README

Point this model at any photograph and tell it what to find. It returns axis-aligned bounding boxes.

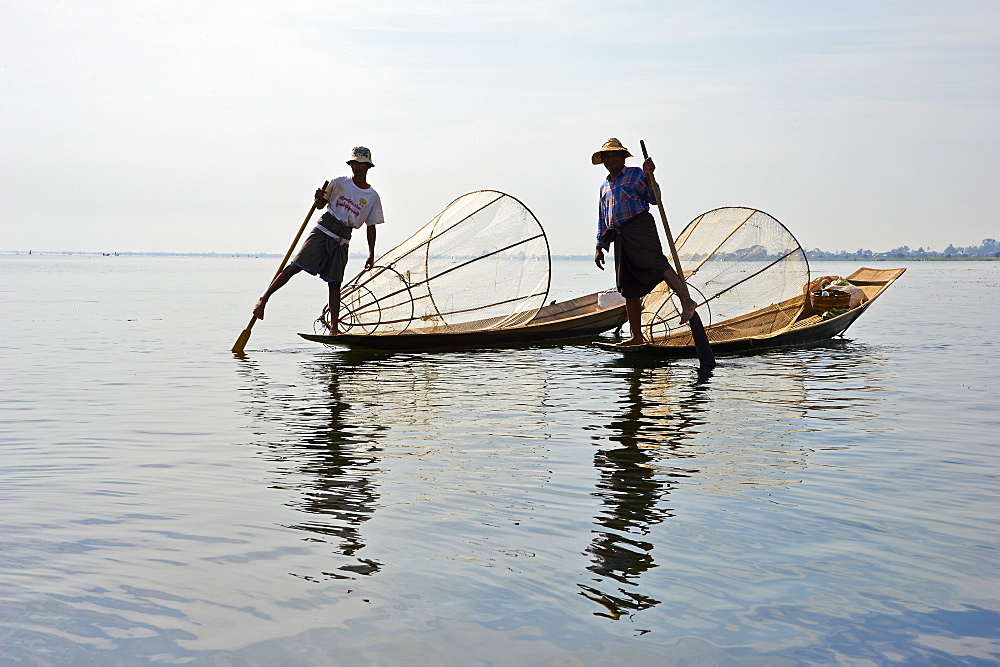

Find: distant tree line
[9,238,998,261]
[807,238,999,260]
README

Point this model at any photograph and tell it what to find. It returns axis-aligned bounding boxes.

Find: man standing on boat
[252,146,385,334]
[592,138,696,346]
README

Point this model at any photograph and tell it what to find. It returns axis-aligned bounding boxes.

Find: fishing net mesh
[641,207,810,344]
[329,191,551,335]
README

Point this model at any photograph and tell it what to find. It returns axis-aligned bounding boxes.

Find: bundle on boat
[300,190,627,350]
[600,206,906,357]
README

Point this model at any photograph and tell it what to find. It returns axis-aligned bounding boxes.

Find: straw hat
[592,138,633,165]
[347,146,374,167]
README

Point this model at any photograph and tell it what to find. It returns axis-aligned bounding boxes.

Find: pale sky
[2,0,998,256]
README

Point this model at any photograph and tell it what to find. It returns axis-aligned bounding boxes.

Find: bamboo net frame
[323,191,552,335]
[641,207,811,344]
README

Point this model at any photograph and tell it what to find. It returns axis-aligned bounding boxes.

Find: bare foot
[252,298,267,320]
[616,337,647,347]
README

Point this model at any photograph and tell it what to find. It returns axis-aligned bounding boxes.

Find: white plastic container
[597,289,626,309]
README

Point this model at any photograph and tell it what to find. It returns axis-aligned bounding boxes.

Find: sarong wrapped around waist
[609,211,671,299]
[290,213,353,285]
[317,213,354,244]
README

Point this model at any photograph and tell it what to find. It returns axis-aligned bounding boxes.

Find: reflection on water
[579,341,890,621]
[234,338,896,624]
[234,349,561,584]
[236,356,388,580]
[5,257,998,662]
[222,325,998,663]
[580,366,712,619]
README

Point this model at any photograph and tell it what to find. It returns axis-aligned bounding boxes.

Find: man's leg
[253,264,302,320]
[617,297,646,346]
[327,282,341,334]
[661,266,697,323]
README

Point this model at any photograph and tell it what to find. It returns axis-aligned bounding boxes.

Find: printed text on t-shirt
[335,195,362,217]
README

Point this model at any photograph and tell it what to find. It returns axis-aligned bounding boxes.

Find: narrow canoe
[596,267,905,358]
[299,290,627,351]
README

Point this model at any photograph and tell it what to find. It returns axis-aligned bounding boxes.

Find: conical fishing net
[641,207,810,344]
[327,191,551,335]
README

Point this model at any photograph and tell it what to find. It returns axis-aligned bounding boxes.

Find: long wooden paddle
[639,141,715,369]
[231,181,329,354]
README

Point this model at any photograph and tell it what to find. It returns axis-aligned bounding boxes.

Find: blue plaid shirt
[596,166,658,248]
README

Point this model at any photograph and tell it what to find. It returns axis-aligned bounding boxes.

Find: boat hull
[596,267,905,358]
[300,291,627,351]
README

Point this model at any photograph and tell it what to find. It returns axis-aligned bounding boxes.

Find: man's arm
[595,195,609,269]
[314,183,330,208]
[641,158,661,204]
[365,224,377,270]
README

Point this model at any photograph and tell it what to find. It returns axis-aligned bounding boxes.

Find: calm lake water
[1,255,997,664]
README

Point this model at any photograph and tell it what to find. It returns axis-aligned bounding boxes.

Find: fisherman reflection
[579,363,711,620]
[238,355,387,580]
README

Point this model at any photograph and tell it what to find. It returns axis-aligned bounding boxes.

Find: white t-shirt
[322,176,385,229]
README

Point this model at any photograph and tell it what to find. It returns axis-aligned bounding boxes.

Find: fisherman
[252,146,385,334]
[592,138,697,347]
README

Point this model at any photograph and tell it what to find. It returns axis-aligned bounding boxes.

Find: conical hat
[592,138,633,165]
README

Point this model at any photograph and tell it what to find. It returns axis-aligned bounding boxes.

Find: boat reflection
[233,337,889,602]
[579,344,889,620]
[579,364,713,619]
[235,354,388,580]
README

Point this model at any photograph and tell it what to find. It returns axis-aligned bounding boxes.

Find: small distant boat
[300,291,627,351]
[596,266,905,358]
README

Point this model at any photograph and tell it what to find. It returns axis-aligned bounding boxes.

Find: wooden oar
[639,140,715,369]
[231,181,329,354]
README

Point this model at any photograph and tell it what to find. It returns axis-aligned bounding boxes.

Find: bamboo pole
[639,141,715,369]
[231,181,329,354]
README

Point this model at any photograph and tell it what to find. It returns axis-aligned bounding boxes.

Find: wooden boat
[300,290,627,351]
[298,200,902,355]
[596,266,905,358]
[298,190,628,351]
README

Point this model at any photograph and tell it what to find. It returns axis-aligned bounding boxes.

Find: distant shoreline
[0,251,996,262]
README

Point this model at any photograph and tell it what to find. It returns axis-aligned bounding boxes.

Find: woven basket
[810,289,851,311]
